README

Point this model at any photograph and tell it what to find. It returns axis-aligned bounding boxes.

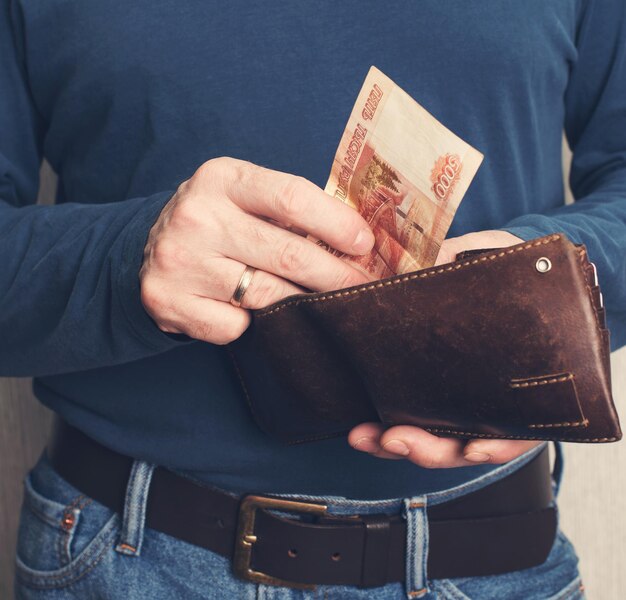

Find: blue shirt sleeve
[0,1,187,377]
[502,0,626,351]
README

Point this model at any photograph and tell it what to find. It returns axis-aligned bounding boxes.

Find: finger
[434,236,475,266]
[348,423,404,460]
[463,439,544,464]
[434,231,524,267]
[189,256,305,309]
[155,290,251,344]
[378,426,469,468]
[225,160,375,256]
[223,212,372,292]
[434,240,460,266]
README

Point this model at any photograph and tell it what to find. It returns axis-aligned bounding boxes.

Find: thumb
[434,237,465,266]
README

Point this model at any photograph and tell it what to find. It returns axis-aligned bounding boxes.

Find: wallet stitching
[257,235,562,317]
[509,373,587,429]
[423,427,618,443]
[528,419,589,429]
[509,374,573,388]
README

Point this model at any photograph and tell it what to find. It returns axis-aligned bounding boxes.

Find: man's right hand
[139,157,375,344]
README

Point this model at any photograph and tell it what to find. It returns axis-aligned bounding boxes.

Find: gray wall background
[1,153,625,598]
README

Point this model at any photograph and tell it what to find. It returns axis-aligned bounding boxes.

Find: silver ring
[230,266,256,308]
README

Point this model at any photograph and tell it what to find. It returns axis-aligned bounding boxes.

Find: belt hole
[331,552,341,562]
[287,548,298,558]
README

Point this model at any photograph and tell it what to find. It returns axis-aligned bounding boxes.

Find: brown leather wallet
[230,233,622,444]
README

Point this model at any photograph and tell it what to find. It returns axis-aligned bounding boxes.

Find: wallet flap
[230,234,622,444]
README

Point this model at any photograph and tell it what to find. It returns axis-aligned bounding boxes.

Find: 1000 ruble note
[321,66,484,279]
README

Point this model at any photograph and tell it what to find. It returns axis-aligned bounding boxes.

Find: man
[2,1,624,598]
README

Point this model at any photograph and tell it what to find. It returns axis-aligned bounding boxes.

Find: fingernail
[464,451,491,463]
[382,440,410,457]
[352,437,380,453]
[351,228,375,254]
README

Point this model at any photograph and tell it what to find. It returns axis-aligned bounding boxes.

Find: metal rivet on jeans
[61,512,75,530]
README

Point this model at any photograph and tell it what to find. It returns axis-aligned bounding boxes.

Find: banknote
[321,66,484,279]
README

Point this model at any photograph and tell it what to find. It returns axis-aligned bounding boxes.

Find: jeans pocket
[429,529,585,600]
[15,454,120,591]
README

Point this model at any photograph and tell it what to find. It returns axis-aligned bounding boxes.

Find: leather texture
[230,234,622,444]
[47,418,557,587]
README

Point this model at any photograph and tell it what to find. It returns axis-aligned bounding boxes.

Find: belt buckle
[233,494,328,589]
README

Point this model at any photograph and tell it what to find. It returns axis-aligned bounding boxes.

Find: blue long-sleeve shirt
[1,0,624,498]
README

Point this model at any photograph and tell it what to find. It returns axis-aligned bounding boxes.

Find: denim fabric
[15,444,584,600]
[403,496,428,597]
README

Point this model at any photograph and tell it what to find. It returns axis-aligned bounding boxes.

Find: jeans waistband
[274,441,549,516]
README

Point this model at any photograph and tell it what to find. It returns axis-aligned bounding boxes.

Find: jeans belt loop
[115,460,156,556]
[404,496,429,599]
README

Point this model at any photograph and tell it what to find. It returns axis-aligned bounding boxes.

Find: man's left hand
[348,230,544,467]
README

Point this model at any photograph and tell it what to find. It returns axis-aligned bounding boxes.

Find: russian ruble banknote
[322,66,484,279]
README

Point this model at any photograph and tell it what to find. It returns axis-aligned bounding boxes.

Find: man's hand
[140,158,375,344]
[348,230,544,467]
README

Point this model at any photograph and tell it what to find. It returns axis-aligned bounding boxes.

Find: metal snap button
[535,257,552,273]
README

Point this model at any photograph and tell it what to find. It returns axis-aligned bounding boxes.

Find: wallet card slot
[583,263,596,287]
[454,247,498,261]
[575,245,607,332]
[590,286,602,309]
[509,373,587,429]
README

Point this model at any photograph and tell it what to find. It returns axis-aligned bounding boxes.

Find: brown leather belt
[47,418,557,589]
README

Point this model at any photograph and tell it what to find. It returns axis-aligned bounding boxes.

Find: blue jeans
[15,443,584,599]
